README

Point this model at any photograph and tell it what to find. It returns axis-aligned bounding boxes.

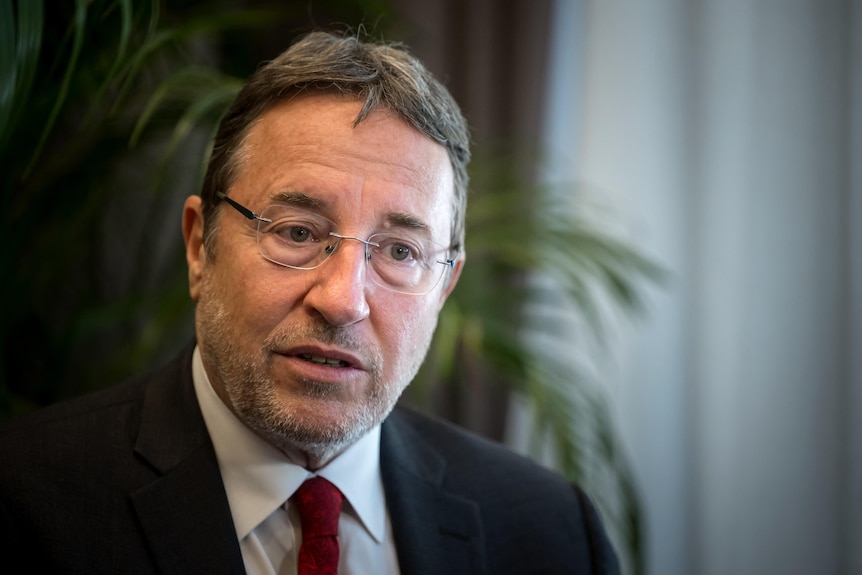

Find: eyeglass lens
[255,204,453,295]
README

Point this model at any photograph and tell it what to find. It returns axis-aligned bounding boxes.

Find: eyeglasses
[216,192,457,295]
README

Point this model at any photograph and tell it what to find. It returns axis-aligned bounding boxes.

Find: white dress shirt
[191,346,401,575]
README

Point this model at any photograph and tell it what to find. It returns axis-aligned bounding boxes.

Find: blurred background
[1,1,859,574]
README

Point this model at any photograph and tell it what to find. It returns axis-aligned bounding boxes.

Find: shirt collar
[191,345,387,543]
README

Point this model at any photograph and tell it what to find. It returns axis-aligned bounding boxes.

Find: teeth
[300,353,347,367]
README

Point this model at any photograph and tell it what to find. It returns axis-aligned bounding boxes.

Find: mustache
[263,320,361,351]
[262,319,383,377]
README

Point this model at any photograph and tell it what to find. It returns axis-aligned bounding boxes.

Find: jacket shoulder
[386,405,571,489]
[0,345,190,437]
[383,406,621,573]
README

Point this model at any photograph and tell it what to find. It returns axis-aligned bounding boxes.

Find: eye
[389,243,412,262]
[264,217,326,245]
[373,235,427,266]
[285,226,312,243]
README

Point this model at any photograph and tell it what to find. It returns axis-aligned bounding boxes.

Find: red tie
[293,477,344,575]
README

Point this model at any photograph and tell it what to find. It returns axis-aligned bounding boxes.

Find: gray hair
[200,30,471,255]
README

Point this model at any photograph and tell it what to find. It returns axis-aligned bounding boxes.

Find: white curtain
[541,0,862,573]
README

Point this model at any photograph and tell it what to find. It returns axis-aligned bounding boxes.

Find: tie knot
[292,477,344,539]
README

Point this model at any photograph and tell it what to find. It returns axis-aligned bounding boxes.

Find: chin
[235,386,388,462]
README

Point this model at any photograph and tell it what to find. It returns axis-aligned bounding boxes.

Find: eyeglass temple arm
[216,191,263,221]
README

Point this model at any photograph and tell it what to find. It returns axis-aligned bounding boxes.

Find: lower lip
[273,353,365,384]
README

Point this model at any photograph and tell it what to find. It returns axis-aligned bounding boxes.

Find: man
[0,31,620,574]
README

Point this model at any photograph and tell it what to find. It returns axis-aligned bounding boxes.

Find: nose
[302,236,371,327]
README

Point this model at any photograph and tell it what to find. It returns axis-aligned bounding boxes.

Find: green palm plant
[1,2,659,572]
[0,0,271,412]
[408,155,661,574]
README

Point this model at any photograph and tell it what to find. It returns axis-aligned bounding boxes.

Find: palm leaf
[0,0,43,155]
[24,0,87,176]
[0,0,17,146]
[82,0,136,122]
[417,177,662,573]
[130,65,242,148]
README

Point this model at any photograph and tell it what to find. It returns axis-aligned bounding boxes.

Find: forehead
[233,94,455,238]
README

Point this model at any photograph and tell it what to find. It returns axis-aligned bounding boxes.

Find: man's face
[183,93,461,467]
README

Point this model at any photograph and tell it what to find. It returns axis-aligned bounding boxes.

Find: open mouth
[298,353,349,368]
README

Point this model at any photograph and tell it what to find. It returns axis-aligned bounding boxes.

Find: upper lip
[279,345,364,369]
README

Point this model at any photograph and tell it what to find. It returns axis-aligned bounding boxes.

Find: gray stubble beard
[195,272,416,467]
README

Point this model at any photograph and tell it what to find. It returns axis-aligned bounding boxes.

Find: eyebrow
[271,190,328,210]
[386,211,429,232]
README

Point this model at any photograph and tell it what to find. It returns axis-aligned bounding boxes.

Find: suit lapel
[381,410,487,575]
[129,346,245,574]
[125,350,486,574]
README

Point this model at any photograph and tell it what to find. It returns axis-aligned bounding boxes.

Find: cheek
[376,301,439,371]
[211,262,302,331]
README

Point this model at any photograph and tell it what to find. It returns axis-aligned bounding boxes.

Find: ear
[182,195,206,302]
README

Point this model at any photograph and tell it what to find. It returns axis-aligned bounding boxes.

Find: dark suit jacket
[0,344,620,574]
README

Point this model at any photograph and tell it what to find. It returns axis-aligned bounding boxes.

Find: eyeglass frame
[214,191,459,295]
